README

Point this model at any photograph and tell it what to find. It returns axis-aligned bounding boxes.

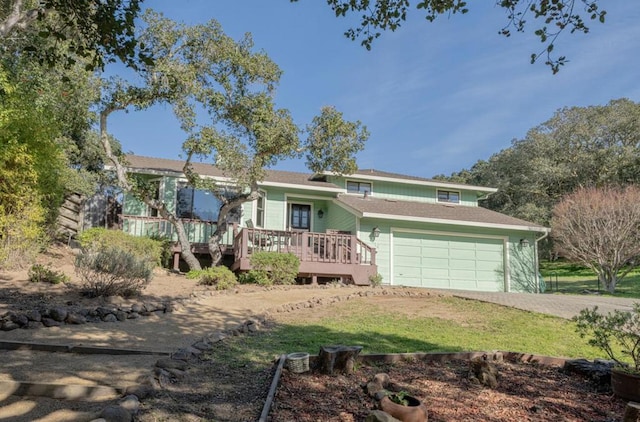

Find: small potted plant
[379,390,428,422]
[574,303,640,401]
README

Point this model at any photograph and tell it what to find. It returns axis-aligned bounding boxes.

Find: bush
[250,252,300,285]
[75,247,153,297]
[369,273,383,287]
[28,264,69,284]
[238,270,271,286]
[186,266,238,290]
[77,228,165,267]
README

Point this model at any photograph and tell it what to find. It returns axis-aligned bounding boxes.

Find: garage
[392,231,506,291]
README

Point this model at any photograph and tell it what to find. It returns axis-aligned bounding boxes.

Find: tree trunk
[316,345,363,375]
[100,106,201,272]
[208,225,226,267]
[164,212,201,271]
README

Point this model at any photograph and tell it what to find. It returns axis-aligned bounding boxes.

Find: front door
[289,204,311,231]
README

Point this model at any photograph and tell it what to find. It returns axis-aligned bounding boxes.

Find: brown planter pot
[611,367,640,402]
[380,395,428,422]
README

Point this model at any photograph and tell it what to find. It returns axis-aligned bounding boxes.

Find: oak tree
[101,11,368,269]
[303,0,607,73]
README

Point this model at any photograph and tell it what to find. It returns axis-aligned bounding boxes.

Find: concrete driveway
[446,290,639,319]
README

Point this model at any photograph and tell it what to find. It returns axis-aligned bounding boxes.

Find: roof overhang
[332,199,549,233]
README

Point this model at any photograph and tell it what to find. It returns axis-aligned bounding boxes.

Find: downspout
[534,230,550,294]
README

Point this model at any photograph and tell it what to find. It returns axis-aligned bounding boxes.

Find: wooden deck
[230,228,377,285]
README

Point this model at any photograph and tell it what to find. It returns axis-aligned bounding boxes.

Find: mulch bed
[270,358,626,421]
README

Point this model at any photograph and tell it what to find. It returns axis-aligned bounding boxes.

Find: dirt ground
[0,244,627,421]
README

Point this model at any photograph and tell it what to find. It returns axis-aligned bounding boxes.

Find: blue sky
[106,1,640,179]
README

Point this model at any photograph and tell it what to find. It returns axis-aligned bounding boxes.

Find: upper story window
[347,181,372,195]
[437,190,460,204]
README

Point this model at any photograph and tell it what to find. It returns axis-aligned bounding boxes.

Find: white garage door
[393,231,505,292]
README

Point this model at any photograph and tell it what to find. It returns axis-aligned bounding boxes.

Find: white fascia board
[259,181,343,193]
[362,212,550,233]
[320,171,497,193]
[331,199,364,217]
[104,165,238,184]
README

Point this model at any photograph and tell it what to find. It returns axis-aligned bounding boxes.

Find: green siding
[329,175,479,206]
[326,204,357,234]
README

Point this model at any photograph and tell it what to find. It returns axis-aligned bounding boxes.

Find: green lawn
[212,296,605,368]
[540,260,640,297]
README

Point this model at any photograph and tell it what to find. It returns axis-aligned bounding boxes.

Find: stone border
[0,301,181,331]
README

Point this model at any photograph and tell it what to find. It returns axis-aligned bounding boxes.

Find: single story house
[115,155,549,292]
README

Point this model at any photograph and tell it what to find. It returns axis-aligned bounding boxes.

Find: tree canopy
[440,98,640,231]
[300,0,607,72]
[0,0,148,70]
[100,11,368,269]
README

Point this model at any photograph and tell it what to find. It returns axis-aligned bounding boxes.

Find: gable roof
[120,155,342,192]
[335,194,548,233]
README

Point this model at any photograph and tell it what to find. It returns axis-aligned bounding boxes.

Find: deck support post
[173,252,180,271]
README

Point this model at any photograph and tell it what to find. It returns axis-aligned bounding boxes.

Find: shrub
[574,304,640,371]
[75,247,153,297]
[78,227,165,267]
[238,270,271,286]
[369,272,383,287]
[186,266,238,290]
[28,264,69,284]
[250,252,300,285]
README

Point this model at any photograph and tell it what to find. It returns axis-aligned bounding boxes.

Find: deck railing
[121,215,233,245]
[233,228,376,266]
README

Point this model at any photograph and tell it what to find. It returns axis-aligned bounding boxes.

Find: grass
[541,260,640,297]
[211,295,605,368]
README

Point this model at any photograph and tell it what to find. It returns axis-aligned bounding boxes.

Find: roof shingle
[336,194,547,231]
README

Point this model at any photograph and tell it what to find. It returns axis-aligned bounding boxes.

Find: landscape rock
[102,314,118,322]
[1,320,19,331]
[25,309,42,322]
[96,307,115,318]
[11,313,29,327]
[192,340,213,351]
[49,307,68,322]
[119,395,140,415]
[66,313,87,324]
[124,384,155,400]
[564,358,614,390]
[99,404,132,422]
[42,317,61,327]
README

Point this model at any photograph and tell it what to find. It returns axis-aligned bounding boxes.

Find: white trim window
[437,189,460,204]
[255,190,266,228]
[148,179,162,217]
[346,180,372,195]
